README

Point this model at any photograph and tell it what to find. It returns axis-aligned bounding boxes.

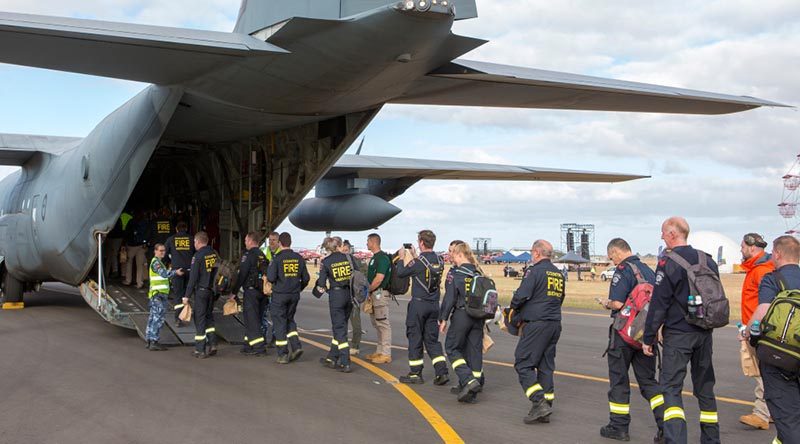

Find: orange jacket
[740,251,774,324]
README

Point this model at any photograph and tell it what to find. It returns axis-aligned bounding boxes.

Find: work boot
[289,349,304,362]
[457,379,481,403]
[148,341,167,351]
[319,357,337,369]
[450,385,462,395]
[463,392,478,404]
[739,413,769,430]
[277,355,290,364]
[266,340,276,349]
[599,425,630,441]
[364,353,379,360]
[524,399,552,424]
[350,348,360,356]
[398,373,425,384]
[240,346,254,355]
[369,354,392,364]
[433,374,450,386]
[338,364,352,373]
[192,350,208,359]
[206,343,218,356]
[653,428,665,444]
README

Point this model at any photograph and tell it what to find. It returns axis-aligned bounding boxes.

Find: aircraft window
[42,195,47,220]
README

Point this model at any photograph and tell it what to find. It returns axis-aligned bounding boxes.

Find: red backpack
[612,262,653,349]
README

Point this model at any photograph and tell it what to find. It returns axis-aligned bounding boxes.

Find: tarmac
[0,284,775,444]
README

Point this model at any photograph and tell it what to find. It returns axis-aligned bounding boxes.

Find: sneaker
[289,349,304,362]
[524,399,552,425]
[399,373,425,384]
[338,364,353,373]
[599,425,630,441]
[433,374,450,386]
[653,428,664,444]
[369,354,392,364]
[739,413,769,430]
[458,379,481,403]
[350,348,360,356]
[319,357,336,369]
[192,350,208,359]
[277,355,290,364]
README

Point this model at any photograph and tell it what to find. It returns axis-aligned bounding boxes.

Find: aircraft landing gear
[1,271,24,310]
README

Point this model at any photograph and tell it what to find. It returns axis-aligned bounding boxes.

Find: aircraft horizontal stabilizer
[0,12,287,84]
[327,154,647,183]
[392,59,789,115]
[0,133,82,166]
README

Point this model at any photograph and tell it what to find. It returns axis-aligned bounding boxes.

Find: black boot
[599,425,630,441]
[653,428,664,444]
[457,379,481,403]
[289,349,304,362]
[450,385,462,394]
[148,341,167,351]
[398,373,425,384]
[524,399,552,424]
[433,374,450,386]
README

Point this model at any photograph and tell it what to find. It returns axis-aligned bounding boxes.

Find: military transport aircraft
[0,0,785,309]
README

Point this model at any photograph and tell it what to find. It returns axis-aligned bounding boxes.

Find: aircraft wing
[327,154,646,182]
[391,59,788,115]
[0,133,82,166]
[0,12,287,84]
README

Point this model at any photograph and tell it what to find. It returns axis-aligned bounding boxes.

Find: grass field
[307,261,747,321]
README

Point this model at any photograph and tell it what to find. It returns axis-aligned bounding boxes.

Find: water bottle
[749,320,761,347]
[736,322,747,336]
[621,305,631,317]
[694,295,705,319]
[687,295,697,319]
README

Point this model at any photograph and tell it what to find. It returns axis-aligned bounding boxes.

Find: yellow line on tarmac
[300,330,754,408]
[300,336,464,444]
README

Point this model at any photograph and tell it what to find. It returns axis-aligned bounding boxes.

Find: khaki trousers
[369,290,392,357]
[123,245,147,287]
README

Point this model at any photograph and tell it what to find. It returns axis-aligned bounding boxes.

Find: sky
[0,0,799,255]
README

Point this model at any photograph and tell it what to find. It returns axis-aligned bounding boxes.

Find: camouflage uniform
[146,257,177,342]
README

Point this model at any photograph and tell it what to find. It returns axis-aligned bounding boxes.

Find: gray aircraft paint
[0,1,786,297]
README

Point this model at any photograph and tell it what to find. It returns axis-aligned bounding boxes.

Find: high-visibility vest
[262,246,280,262]
[148,257,170,298]
[120,212,133,231]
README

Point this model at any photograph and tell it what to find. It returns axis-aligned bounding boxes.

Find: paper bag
[263,276,273,296]
[740,340,760,377]
[483,332,495,354]
[362,296,374,314]
[179,304,192,322]
[223,299,238,316]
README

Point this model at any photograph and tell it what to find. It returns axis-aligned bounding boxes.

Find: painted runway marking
[300,336,464,444]
[299,330,754,408]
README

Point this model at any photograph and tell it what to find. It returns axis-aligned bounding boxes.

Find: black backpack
[389,252,410,295]
[457,267,499,320]
[414,254,443,294]
[666,250,730,329]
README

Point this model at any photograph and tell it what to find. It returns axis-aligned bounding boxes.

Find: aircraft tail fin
[234,0,477,35]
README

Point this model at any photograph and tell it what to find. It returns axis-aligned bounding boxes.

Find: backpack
[666,250,730,329]
[347,254,370,304]
[612,262,653,349]
[389,252,410,295]
[214,257,237,294]
[457,267,499,320]
[414,254,444,294]
[756,271,800,373]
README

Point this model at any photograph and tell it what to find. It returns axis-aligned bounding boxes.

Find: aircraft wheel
[1,271,24,306]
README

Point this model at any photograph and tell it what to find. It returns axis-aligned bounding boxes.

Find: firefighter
[165,221,194,324]
[643,217,720,444]
[599,238,664,442]
[261,231,281,347]
[182,231,219,359]
[267,232,310,364]
[396,229,449,386]
[439,241,484,403]
[316,236,354,372]
[511,240,565,424]
[230,232,269,356]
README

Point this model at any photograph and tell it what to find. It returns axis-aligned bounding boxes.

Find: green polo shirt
[367,251,392,290]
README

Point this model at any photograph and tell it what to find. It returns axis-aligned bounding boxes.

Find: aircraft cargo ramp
[79,280,246,346]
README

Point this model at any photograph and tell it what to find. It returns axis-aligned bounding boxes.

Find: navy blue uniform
[396,252,448,378]
[644,246,720,444]
[232,247,269,353]
[605,256,664,435]
[757,264,800,444]
[267,249,310,358]
[165,230,194,318]
[318,252,354,368]
[440,263,485,392]
[510,259,564,406]
[184,245,218,355]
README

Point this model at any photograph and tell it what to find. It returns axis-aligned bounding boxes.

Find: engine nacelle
[289,194,401,232]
